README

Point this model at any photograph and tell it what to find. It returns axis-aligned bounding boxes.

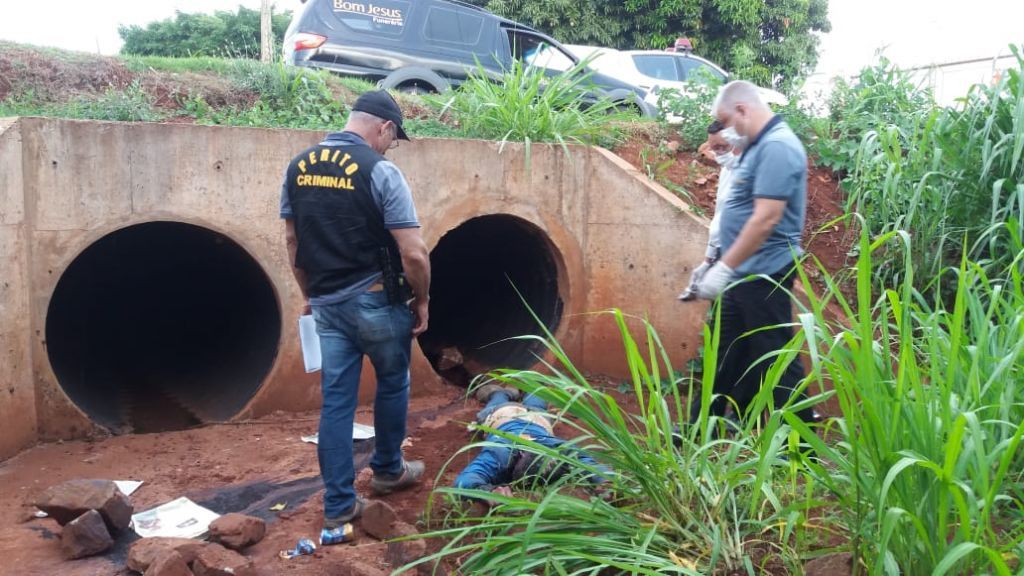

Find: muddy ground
[0,388,480,576]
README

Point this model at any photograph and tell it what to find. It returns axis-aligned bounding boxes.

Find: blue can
[319,523,354,546]
[295,538,317,555]
[279,537,317,559]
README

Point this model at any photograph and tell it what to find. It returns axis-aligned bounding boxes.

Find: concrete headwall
[0,118,37,459]
[0,117,709,459]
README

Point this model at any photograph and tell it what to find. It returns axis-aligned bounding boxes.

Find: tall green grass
[409,308,825,575]
[123,54,237,75]
[434,58,634,159]
[836,45,1024,294]
[787,222,1024,574]
[401,221,1024,575]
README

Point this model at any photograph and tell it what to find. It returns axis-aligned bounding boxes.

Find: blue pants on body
[312,290,414,520]
[455,391,606,491]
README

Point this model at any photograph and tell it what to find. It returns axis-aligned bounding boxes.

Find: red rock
[144,550,195,576]
[208,513,266,550]
[384,522,426,569]
[362,500,398,540]
[191,543,256,576]
[34,479,133,531]
[61,510,114,559]
[127,538,207,573]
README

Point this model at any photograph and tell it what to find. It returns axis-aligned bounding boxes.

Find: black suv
[283,0,655,116]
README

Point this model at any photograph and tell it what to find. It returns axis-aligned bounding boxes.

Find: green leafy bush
[118,7,291,59]
[190,63,347,130]
[652,72,722,150]
[829,46,1024,293]
[814,57,934,175]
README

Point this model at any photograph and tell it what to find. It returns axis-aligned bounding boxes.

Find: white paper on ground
[301,423,375,445]
[35,480,144,518]
[298,314,321,373]
[114,480,144,496]
[131,497,220,539]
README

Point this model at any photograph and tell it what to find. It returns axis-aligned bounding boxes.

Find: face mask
[721,126,749,149]
[714,152,738,169]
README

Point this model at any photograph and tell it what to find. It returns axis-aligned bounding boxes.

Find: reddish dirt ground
[0,388,482,576]
[612,133,855,290]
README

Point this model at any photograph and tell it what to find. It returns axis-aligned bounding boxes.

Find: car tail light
[293,33,327,51]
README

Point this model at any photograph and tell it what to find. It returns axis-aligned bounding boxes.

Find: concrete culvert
[45,222,281,433]
[419,215,563,386]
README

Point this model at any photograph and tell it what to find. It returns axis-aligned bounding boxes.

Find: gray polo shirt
[718,116,806,276]
[280,131,419,305]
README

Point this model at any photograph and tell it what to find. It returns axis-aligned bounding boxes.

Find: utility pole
[260,0,273,63]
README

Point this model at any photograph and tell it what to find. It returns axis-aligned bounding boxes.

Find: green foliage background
[118,6,292,59]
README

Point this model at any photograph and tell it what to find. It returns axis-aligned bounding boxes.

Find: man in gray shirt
[689,80,816,424]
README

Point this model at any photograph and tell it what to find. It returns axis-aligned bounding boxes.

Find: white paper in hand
[299,314,321,373]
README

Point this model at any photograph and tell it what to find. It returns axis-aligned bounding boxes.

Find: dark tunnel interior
[45,222,281,433]
[418,215,563,385]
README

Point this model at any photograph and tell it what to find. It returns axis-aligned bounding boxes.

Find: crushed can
[319,523,355,546]
[279,537,317,559]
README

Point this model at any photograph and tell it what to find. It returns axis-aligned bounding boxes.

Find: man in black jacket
[281,91,431,544]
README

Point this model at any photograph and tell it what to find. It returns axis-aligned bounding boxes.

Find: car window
[678,57,726,83]
[509,31,575,71]
[330,0,408,36]
[631,55,681,82]
[424,6,484,45]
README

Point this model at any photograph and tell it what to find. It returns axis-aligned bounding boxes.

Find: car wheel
[396,82,433,95]
[615,102,643,117]
[379,67,451,95]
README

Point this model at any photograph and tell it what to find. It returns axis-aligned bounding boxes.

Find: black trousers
[696,266,813,421]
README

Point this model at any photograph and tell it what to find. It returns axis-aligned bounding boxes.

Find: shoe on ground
[473,383,504,404]
[501,386,523,402]
[324,496,366,528]
[371,460,425,495]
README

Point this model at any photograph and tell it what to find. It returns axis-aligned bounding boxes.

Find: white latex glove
[678,260,712,301]
[694,262,735,300]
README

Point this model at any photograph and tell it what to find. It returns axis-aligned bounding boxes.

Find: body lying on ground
[453,385,609,503]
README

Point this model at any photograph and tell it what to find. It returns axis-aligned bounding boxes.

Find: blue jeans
[475,390,547,423]
[455,392,607,491]
[312,290,414,520]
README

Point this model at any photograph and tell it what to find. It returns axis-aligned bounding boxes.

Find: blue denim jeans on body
[312,290,414,520]
[455,391,607,491]
[475,390,547,423]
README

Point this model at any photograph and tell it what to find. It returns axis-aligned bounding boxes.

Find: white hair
[348,110,387,125]
[712,80,768,116]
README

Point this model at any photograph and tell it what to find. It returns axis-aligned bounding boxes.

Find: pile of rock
[33,479,133,560]
[127,514,267,576]
[32,479,268,575]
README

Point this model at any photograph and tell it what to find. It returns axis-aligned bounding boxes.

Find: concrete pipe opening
[45,222,281,433]
[419,215,563,385]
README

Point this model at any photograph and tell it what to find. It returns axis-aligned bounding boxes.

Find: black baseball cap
[352,90,409,140]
